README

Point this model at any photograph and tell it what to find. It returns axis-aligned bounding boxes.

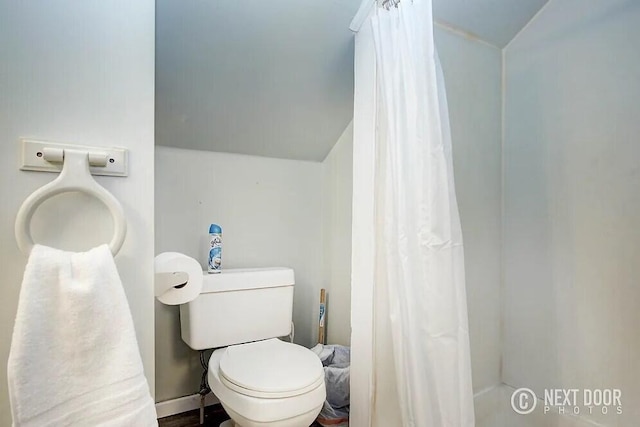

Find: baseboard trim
[155,393,220,419]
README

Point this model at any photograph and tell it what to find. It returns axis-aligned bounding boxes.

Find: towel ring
[15,149,127,256]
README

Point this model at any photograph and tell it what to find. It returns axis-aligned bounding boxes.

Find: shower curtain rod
[350,0,446,35]
[349,0,405,32]
[350,0,377,32]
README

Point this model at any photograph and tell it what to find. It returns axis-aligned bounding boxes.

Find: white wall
[0,2,156,424]
[322,122,353,346]
[503,0,640,425]
[154,146,323,401]
[435,27,503,394]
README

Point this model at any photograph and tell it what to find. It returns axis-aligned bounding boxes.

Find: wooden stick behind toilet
[318,288,326,344]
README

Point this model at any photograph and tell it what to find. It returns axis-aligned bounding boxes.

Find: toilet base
[221,403,321,427]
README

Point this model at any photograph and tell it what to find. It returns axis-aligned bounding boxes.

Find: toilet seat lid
[219,339,324,396]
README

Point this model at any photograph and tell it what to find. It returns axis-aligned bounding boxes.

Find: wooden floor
[158,404,230,427]
[158,404,324,427]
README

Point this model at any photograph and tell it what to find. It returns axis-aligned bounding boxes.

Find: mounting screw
[36,151,43,157]
[109,158,115,163]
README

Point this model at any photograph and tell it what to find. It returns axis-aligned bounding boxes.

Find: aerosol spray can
[208,224,222,274]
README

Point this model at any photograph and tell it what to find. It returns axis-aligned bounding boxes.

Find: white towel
[8,244,157,427]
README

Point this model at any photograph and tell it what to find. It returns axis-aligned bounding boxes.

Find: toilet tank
[180,267,295,350]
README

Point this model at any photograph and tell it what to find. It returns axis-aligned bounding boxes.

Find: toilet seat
[219,338,325,398]
[208,341,326,426]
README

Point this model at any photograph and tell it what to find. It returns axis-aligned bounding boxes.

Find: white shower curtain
[352,0,475,425]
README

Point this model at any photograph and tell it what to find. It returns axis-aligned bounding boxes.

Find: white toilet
[180,268,326,427]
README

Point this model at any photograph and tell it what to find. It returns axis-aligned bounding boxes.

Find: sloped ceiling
[156,0,548,161]
[156,0,360,162]
[433,0,549,47]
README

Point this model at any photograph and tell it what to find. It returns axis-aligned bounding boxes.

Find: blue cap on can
[209,224,222,234]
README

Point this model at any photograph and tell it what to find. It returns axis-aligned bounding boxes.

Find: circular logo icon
[511,388,537,415]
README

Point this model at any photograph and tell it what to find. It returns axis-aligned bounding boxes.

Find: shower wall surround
[503,0,640,425]
[322,122,354,347]
[435,26,503,395]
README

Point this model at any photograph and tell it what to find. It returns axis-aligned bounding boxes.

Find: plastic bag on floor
[311,344,350,427]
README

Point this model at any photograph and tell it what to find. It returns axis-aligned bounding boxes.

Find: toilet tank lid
[201,267,294,293]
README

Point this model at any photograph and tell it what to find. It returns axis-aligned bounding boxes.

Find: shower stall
[349,1,640,426]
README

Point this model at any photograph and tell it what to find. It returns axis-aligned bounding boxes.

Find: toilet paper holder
[155,271,190,297]
[154,252,203,305]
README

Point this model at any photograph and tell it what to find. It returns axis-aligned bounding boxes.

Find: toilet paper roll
[154,252,203,305]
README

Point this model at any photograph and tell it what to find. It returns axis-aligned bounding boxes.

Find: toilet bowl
[208,338,326,427]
